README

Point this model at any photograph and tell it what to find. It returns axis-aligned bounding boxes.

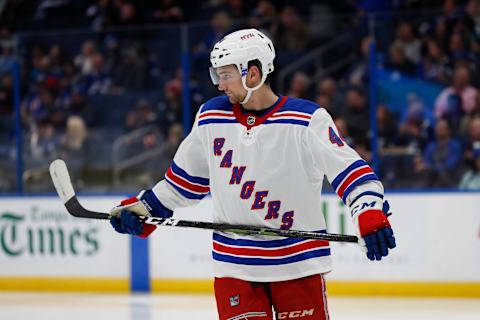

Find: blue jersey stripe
[171,161,209,186]
[263,119,310,126]
[165,179,207,200]
[276,97,319,115]
[200,96,232,113]
[199,119,238,126]
[213,231,326,248]
[341,173,380,203]
[349,191,384,208]
[331,160,368,190]
[212,248,331,265]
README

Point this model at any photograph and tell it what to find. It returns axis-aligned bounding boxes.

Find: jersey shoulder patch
[200,96,233,114]
[198,96,235,127]
[278,97,321,115]
[264,97,320,127]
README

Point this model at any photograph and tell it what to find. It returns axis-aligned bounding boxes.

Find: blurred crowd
[1,0,480,191]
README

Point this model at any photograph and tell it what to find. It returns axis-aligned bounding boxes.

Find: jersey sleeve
[306,108,384,213]
[150,108,210,211]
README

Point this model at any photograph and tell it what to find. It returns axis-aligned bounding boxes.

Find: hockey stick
[49,159,358,243]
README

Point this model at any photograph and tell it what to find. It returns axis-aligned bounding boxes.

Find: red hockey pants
[214,274,329,320]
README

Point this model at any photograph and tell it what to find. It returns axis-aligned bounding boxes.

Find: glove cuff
[138,189,174,218]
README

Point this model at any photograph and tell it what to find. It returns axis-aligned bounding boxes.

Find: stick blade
[49,159,75,204]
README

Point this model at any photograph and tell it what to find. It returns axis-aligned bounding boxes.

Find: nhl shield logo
[247,115,256,126]
[229,294,240,307]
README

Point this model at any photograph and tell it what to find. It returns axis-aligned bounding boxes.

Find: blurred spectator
[434,65,478,119]
[315,94,332,113]
[409,154,435,189]
[465,0,480,39]
[377,104,397,149]
[86,0,116,31]
[395,113,429,154]
[0,73,13,115]
[423,119,463,187]
[164,122,184,160]
[112,45,147,91]
[466,0,480,25]
[421,39,450,84]
[275,6,311,52]
[68,90,97,127]
[103,35,122,76]
[448,32,474,64]
[0,73,14,136]
[393,21,422,64]
[354,141,372,164]
[347,36,373,86]
[132,122,184,188]
[126,99,158,132]
[29,53,60,90]
[459,92,480,136]
[226,0,249,20]
[248,0,279,36]
[59,115,88,160]
[431,18,450,54]
[29,119,58,165]
[287,72,310,99]
[149,0,184,23]
[464,116,480,163]
[395,93,432,153]
[158,75,183,134]
[386,42,416,75]
[78,52,111,95]
[48,44,64,74]
[74,40,97,75]
[342,87,370,145]
[193,11,232,63]
[459,148,480,189]
[34,0,80,21]
[21,86,66,129]
[117,2,142,26]
[0,44,16,76]
[333,116,353,147]
[316,77,343,116]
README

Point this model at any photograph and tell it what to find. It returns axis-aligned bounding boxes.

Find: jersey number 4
[329,126,344,147]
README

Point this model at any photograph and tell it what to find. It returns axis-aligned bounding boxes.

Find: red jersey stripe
[199,112,234,119]
[166,168,210,193]
[213,240,329,257]
[270,113,312,119]
[337,166,373,198]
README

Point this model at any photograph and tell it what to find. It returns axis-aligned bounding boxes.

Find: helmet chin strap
[240,73,267,105]
[240,88,254,105]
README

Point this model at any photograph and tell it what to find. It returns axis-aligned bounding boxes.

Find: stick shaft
[53,159,358,243]
[64,197,357,242]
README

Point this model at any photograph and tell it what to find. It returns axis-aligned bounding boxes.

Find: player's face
[214,65,246,103]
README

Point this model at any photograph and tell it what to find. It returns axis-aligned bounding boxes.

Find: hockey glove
[353,199,396,261]
[110,189,173,238]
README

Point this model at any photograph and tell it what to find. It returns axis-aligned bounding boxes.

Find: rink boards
[0,193,479,297]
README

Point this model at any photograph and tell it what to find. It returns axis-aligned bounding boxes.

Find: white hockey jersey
[151,95,384,282]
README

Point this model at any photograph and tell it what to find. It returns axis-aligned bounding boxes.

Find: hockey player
[110,28,396,319]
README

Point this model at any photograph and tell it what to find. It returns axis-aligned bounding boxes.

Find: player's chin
[226,95,238,104]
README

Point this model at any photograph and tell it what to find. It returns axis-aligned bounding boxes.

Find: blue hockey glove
[109,189,173,238]
[110,211,146,236]
[362,224,396,261]
[354,200,396,261]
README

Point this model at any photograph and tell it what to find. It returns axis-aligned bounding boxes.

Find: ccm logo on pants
[277,309,315,319]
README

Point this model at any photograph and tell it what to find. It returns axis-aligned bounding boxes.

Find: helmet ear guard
[209,29,275,104]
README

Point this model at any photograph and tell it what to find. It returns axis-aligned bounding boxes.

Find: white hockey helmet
[209,28,275,104]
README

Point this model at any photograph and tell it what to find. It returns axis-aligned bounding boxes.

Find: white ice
[0,293,479,320]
